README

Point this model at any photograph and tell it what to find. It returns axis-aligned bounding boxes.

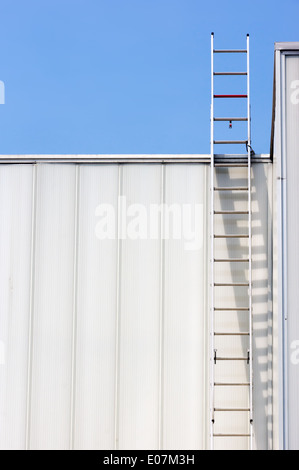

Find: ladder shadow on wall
[214,162,273,449]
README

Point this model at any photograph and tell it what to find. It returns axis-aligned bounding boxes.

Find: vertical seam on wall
[25,163,37,450]
[281,53,289,450]
[70,164,80,449]
[275,51,286,450]
[158,163,165,450]
[114,164,123,450]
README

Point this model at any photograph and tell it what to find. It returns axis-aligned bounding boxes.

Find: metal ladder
[210,33,253,450]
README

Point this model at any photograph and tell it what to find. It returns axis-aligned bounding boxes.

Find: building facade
[0,42,298,450]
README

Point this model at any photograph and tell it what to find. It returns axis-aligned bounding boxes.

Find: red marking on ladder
[214,94,248,98]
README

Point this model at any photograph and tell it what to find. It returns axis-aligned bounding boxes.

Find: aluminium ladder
[210,33,253,450]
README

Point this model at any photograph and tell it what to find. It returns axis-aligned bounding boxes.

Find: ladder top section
[211,32,249,37]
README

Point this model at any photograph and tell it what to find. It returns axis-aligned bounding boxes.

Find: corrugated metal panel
[29,165,77,449]
[0,161,272,450]
[252,164,273,450]
[162,165,207,450]
[273,49,299,450]
[118,164,162,449]
[74,165,119,449]
[0,165,34,450]
[285,54,299,450]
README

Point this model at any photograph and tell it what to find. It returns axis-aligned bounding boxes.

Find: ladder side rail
[210,32,215,451]
[247,33,254,450]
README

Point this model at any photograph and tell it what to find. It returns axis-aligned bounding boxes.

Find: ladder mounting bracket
[214,349,217,365]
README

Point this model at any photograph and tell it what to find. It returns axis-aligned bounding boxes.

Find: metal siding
[118,165,162,449]
[73,165,119,449]
[0,161,273,450]
[0,166,33,450]
[251,164,272,450]
[273,49,299,449]
[285,55,299,450]
[28,164,77,449]
[162,164,207,449]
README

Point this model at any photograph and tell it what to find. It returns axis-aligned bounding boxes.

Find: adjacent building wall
[272,43,299,450]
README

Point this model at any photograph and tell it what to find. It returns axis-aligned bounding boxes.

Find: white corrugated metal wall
[272,42,299,450]
[273,48,299,450]
[0,160,272,450]
[285,53,299,450]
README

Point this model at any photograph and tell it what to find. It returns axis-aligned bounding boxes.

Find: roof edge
[0,154,270,163]
[275,42,299,51]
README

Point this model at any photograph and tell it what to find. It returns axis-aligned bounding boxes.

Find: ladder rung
[214,95,247,99]
[214,307,250,311]
[214,72,247,76]
[214,283,249,287]
[214,210,249,214]
[214,186,248,191]
[214,140,248,145]
[214,259,249,262]
[213,49,247,54]
[214,332,249,336]
[213,434,250,437]
[214,234,249,238]
[215,357,249,361]
[214,408,250,412]
[214,117,248,122]
[214,383,250,386]
[214,163,248,167]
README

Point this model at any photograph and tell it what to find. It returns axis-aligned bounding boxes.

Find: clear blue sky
[0,0,298,155]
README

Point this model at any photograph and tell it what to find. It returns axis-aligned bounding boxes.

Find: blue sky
[0,0,298,155]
